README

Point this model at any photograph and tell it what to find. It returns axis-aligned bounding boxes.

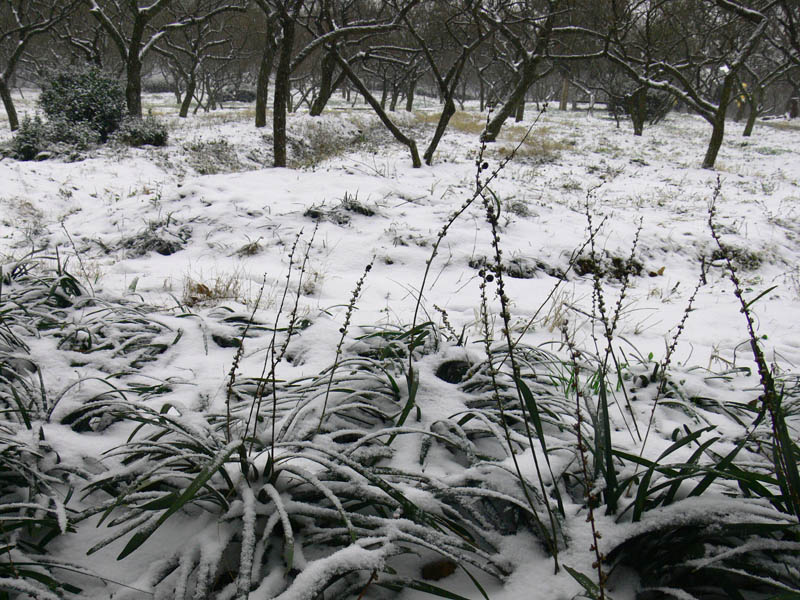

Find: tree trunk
[702,76,734,169]
[628,87,646,136]
[380,77,388,109]
[515,96,525,122]
[126,55,143,117]
[309,51,336,116]
[272,18,295,168]
[0,76,19,131]
[559,77,569,111]
[788,97,799,119]
[479,78,485,112]
[405,78,416,111]
[742,106,757,136]
[179,74,196,118]
[482,58,543,142]
[423,97,455,165]
[255,43,275,128]
[742,87,762,137]
[333,52,420,168]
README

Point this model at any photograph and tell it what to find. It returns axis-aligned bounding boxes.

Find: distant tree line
[1,0,798,168]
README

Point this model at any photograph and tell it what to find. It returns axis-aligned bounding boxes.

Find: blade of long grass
[117,439,242,560]
[515,376,564,514]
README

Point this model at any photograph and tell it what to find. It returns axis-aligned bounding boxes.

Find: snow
[1,90,799,599]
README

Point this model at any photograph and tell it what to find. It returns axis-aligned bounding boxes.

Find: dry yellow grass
[761,120,800,132]
[415,110,486,135]
[182,273,243,307]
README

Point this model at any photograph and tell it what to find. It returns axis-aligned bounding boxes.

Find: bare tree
[155,3,240,118]
[603,0,770,168]
[84,0,245,117]
[405,0,490,164]
[1,0,79,130]
[477,0,560,142]
[254,0,421,167]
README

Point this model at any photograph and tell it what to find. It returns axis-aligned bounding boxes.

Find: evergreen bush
[9,115,46,160]
[38,67,126,140]
[116,116,169,147]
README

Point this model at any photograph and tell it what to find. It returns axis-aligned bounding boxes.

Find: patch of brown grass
[415,110,486,135]
[761,120,800,132]
[182,273,243,307]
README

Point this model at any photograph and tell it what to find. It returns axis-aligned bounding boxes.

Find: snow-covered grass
[1,90,799,600]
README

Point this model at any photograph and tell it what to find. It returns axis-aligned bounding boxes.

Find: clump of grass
[182,272,243,308]
[340,191,376,216]
[183,138,243,174]
[234,237,262,257]
[710,243,763,271]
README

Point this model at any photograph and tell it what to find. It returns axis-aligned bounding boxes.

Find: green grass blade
[117,439,242,560]
[564,565,603,600]
[515,376,564,514]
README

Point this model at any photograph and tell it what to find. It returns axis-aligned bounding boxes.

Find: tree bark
[482,57,546,142]
[742,88,762,137]
[380,77,388,109]
[628,87,646,136]
[272,17,295,167]
[0,76,19,131]
[126,54,143,117]
[559,77,569,111]
[405,78,416,111]
[309,50,337,116]
[789,97,799,119]
[423,97,455,165]
[255,43,275,128]
[179,73,196,118]
[702,76,734,169]
[515,96,525,122]
[389,84,400,111]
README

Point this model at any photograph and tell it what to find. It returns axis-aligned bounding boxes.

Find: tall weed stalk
[708,180,800,521]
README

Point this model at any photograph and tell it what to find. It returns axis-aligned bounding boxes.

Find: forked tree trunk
[179,74,196,118]
[482,55,546,142]
[0,76,19,131]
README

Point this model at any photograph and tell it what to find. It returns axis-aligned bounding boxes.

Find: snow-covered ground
[1,91,799,599]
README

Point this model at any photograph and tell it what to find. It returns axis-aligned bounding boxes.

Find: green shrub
[116,116,169,147]
[8,115,101,161]
[9,115,46,160]
[38,68,126,140]
[45,115,102,149]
